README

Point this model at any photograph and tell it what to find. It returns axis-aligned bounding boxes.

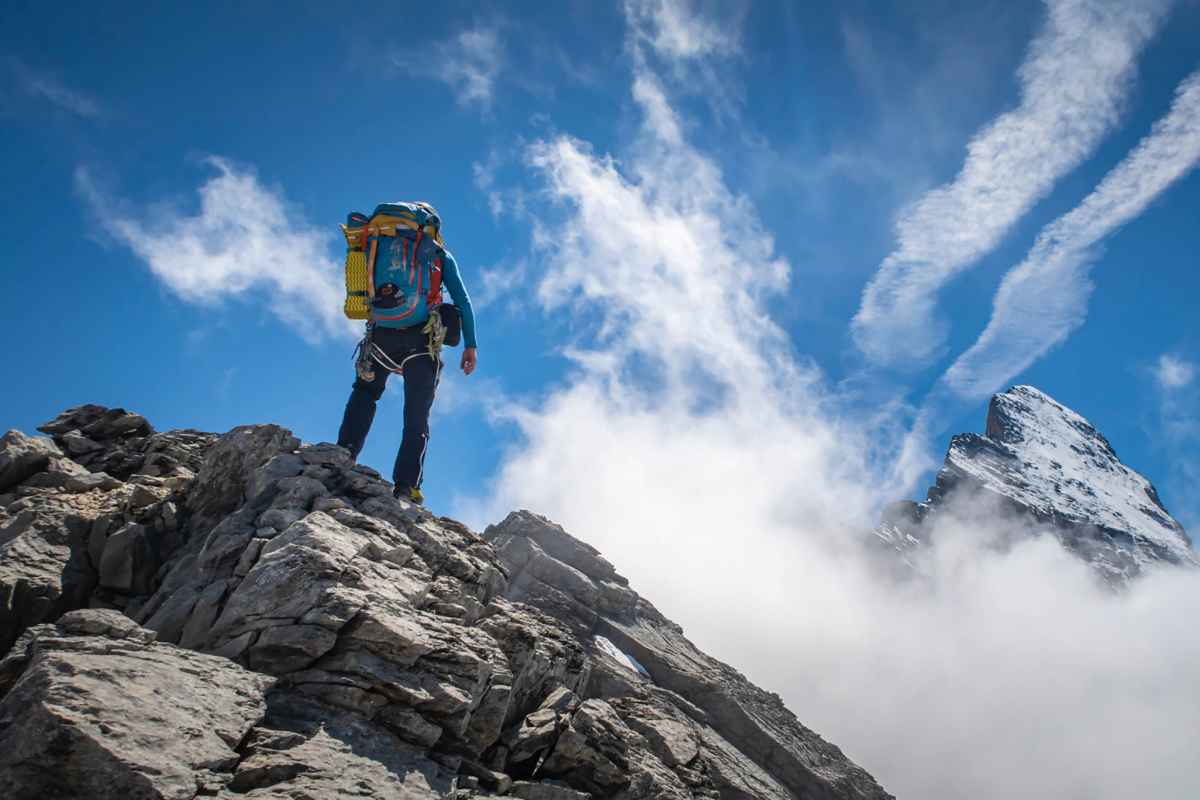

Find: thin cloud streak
[76,158,357,343]
[943,70,1200,400]
[10,58,102,117]
[851,0,1171,366]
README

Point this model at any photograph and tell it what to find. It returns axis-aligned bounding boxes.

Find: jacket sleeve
[440,250,478,349]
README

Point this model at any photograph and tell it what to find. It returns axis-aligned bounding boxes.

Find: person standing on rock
[335,202,477,505]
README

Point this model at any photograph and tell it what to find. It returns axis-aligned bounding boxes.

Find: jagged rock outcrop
[0,407,203,654]
[487,513,886,800]
[0,404,893,799]
[875,385,1196,582]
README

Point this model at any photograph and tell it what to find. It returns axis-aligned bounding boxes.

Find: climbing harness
[352,311,446,382]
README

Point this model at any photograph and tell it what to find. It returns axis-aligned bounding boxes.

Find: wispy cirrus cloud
[624,0,748,119]
[1155,353,1196,391]
[76,157,357,342]
[1150,350,1200,529]
[942,70,1200,400]
[424,24,505,110]
[624,0,741,60]
[525,77,792,392]
[9,57,101,117]
[851,0,1172,366]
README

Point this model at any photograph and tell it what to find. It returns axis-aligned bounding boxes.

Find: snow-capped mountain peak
[878,385,1196,581]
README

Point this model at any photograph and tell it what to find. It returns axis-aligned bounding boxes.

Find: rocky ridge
[875,385,1196,582]
[0,404,892,800]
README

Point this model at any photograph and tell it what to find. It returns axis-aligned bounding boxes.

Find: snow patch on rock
[594,634,651,677]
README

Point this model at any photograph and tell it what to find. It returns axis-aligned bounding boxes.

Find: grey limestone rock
[492,510,625,586]
[60,429,104,456]
[539,698,638,792]
[0,405,895,800]
[509,782,593,800]
[187,424,301,533]
[220,693,456,799]
[0,429,65,492]
[36,405,176,481]
[65,470,124,493]
[0,474,124,653]
[39,404,153,441]
[485,511,892,800]
[0,609,272,800]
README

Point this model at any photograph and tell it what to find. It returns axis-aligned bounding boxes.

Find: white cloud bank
[76,158,357,342]
[464,3,1200,798]
[943,69,1200,400]
[851,0,1171,366]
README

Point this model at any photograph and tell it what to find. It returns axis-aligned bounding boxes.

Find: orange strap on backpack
[363,219,443,317]
[365,234,379,304]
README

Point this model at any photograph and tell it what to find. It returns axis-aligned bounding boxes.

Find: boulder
[0,430,64,492]
[0,484,120,653]
[60,429,103,456]
[220,694,456,799]
[539,699,636,792]
[509,780,593,799]
[490,510,624,586]
[39,405,152,440]
[0,610,272,800]
[186,424,300,533]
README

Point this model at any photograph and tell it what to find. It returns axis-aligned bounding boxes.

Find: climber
[335,202,477,505]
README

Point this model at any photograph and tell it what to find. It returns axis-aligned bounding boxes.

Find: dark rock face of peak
[876,386,1196,582]
[0,405,893,800]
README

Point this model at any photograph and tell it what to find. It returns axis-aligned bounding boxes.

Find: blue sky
[6,0,1197,523]
[5,3,1200,797]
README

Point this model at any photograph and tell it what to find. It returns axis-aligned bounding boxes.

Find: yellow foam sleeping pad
[344,248,371,320]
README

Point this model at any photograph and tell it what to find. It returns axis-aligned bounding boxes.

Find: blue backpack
[341,202,446,323]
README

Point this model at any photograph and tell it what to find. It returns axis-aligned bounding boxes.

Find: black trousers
[337,326,441,489]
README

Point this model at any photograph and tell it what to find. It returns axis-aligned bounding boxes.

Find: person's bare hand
[461,347,477,376]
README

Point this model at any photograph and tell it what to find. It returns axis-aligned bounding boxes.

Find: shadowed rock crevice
[1,404,893,799]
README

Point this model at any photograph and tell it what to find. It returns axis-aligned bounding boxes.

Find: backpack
[341,202,447,322]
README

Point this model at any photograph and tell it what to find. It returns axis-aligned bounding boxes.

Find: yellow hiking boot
[393,485,424,505]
